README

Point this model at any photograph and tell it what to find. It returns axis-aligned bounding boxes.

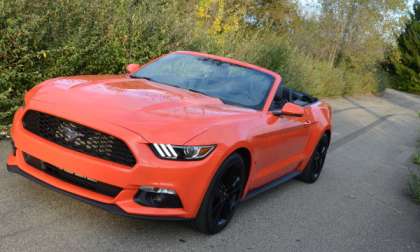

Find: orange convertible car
[6,51,332,234]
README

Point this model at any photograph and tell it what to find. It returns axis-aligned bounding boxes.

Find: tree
[244,0,300,32]
[295,0,405,68]
[391,1,420,93]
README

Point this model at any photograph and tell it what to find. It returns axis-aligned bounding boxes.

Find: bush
[204,33,349,97]
[389,2,420,93]
[410,131,420,202]
[414,152,420,165]
[409,171,420,202]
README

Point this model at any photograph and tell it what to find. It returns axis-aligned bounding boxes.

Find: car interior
[270,85,318,110]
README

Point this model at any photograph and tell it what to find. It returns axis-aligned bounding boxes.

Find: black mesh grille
[22,110,136,167]
[23,152,122,197]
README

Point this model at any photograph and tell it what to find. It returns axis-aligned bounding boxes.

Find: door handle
[303,120,312,127]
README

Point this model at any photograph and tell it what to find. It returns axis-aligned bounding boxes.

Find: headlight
[150,143,216,160]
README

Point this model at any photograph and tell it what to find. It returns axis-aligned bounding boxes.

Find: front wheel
[193,153,246,234]
[298,133,330,183]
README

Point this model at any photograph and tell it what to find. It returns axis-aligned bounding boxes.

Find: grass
[409,172,420,203]
[409,152,420,202]
[414,152,420,165]
[409,113,420,202]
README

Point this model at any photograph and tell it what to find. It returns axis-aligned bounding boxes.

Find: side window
[270,85,291,110]
[270,85,318,110]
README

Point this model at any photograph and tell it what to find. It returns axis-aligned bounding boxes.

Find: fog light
[134,186,182,208]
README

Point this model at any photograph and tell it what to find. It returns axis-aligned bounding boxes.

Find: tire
[193,153,246,234]
[298,133,330,183]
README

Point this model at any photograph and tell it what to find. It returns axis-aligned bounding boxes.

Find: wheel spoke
[312,141,329,176]
[226,176,241,197]
[209,162,245,227]
[212,198,225,219]
[320,146,327,155]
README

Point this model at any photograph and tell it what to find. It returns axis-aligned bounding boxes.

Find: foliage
[409,111,420,202]
[414,153,420,165]
[0,0,408,129]
[389,2,420,93]
[298,0,405,68]
[409,172,420,202]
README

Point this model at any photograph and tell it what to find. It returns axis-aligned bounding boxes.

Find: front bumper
[6,164,187,221]
[7,106,225,219]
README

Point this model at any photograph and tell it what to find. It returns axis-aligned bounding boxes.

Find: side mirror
[126,64,141,74]
[272,102,304,117]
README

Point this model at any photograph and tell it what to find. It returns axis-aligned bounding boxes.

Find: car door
[250,88,312,189]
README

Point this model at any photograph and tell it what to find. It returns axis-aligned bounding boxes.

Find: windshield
[131,53,274,110]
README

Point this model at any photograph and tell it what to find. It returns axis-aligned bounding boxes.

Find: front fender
[185,122,257,199]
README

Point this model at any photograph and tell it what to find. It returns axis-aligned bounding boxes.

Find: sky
[297,0,417,16]
[297,0,320,15]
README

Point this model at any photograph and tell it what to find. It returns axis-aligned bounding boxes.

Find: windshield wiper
[170,85,224,103]
[187,88,225,104]
[167,85,203,94]
[130,75,154,81]
[186,88,208,96]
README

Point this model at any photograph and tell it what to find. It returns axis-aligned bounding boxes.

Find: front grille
[23,152,122,197]
[22,110,136,167]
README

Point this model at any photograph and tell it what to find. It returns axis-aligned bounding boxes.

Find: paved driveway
[1,89,420,251]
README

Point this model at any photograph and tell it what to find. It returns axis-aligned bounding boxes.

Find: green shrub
[390,2,420,94]
[414,152,420,165]
[410,144,420,202]
[222,33,347,97]
[409,172,420,202]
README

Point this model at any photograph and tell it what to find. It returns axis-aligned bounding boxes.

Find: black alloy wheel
[194,153,246,234]
[298,133,330,183]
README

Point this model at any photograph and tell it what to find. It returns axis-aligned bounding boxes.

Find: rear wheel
[193,153,246,234]
[298,133,330,183]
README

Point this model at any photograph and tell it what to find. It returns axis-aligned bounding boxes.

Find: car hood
[28,75,257,144]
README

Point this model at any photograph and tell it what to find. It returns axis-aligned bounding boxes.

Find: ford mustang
[6,51,332,234]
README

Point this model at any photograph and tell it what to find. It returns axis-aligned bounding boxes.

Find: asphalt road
[1,89,420,252]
